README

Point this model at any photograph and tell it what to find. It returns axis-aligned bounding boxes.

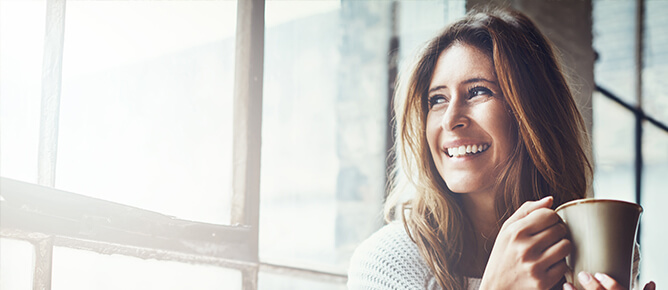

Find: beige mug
[555,198,642,290]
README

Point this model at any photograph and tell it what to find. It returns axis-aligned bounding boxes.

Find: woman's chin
[445,181,493,196]
[445,184,474,194]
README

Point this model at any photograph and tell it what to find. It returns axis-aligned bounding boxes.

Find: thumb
[505,196,554,224]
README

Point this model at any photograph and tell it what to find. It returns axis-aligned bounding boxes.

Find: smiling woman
[347,8,650,290]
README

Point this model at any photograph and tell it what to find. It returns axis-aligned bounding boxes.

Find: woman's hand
[480,196,571,289]
[563,272,656,290]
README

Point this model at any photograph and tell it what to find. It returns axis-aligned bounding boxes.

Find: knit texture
[349,222,641,289]
[348,222,482,290]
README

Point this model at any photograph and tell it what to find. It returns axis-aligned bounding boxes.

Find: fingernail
[594,273,606,282]
[563,283,575,290]
[578,271,591,283]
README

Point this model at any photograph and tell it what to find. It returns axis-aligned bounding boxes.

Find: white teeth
[447,144,488,157]
[458,146,466,155]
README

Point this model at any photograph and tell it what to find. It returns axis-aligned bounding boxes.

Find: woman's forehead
[429,43,497,90]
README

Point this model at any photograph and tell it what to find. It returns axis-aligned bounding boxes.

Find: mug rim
[555,198,643,213]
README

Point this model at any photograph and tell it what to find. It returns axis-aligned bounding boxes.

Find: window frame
[0,0,347,289]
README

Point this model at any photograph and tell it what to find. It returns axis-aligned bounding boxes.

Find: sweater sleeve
[347,222,437,290]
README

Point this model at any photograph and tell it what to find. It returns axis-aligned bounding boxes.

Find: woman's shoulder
[347,221,438,289]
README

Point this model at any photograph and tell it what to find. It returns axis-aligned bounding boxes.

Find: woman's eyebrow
[462,77,497,85]
[428,77,498,93]
[428,85,447,94]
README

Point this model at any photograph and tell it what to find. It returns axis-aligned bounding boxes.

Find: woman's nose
[442,100,469,131]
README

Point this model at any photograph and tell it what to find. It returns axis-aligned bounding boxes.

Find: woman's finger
[504,196,553,226]
[593,273,625,290]
[539,238,572,270]
[530,221,569,254]
[577,272,605,290]
[544,258,569,287]
[520,207,563,235]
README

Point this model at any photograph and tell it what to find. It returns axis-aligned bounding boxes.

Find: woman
[347,8,655,290]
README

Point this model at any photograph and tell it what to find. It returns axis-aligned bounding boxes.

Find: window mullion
[231,0,264,288]
[37,0,66,187]
[33,237,54,290]
[231,0,264,244]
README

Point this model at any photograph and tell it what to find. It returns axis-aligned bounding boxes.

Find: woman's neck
[457,190,500,278]
[460,190,498,237]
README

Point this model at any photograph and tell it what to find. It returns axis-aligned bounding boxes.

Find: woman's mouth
[446,144,489,158]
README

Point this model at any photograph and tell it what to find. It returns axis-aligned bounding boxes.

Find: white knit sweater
[348,222,641,290]
[347,222,482,290]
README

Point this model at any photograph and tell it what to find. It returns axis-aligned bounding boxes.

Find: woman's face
[426,42,516,196]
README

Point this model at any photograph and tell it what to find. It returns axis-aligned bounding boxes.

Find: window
[592,0,668,287]
[1,0,247,289]
[51,247,242,290]
[1,0,46,185]
[259,0,464,281]
[1,0,237,224]
[0,239,33,290]
[0,0,465,289]
[56,0,237,225]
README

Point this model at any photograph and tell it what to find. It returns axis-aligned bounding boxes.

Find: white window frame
[0,0,348,289]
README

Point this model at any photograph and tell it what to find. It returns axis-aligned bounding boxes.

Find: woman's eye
[428,95,448,108]
[468,86,493,98]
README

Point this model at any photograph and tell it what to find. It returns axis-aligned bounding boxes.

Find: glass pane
[258,271,346,290]
[398,0,466,70]
[260,0,465,274]
[643,0,668,125]
[260,0,349,273]
[639,123,668,287]
[593,0,637,105]
[52,247,241,290]
[0,238,34,290]
[56,1,237,224]
[261,1,388,273]
[0,0,46,184]
[592,92,635,202]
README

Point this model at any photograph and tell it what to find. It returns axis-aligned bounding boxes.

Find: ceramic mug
[555,198,642,290]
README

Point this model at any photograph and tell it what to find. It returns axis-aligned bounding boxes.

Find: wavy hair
[384,8,592,290]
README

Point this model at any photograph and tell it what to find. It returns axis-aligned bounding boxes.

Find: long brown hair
[385,8,592,290]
